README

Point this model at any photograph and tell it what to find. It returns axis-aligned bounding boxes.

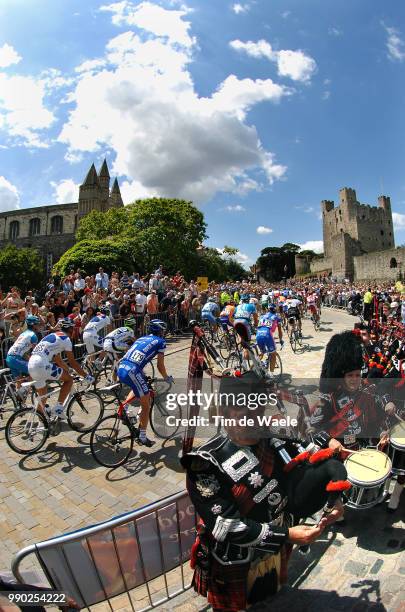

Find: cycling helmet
[125,326,135,336]
[240,294,249,302]
[99,306,110,315]
[148,319,168,335]
[59,318,75,331]
[26,315,40,327]
[268,304,277,313]
[207,296,216,302]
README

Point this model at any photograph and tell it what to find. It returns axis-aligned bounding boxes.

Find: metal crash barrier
[12,491,197,611]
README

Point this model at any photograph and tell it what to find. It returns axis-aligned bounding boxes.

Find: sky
[0,0,405,268]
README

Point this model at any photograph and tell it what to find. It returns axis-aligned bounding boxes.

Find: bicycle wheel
[150,392,182,439]
[90,415,134,468]
[5,407,49,455]
[0,387,17,416]
[226,351,243,371]
[289,333,297,353]
[296,330,303,347]
[67,390,104,433]
[143,360,155,381]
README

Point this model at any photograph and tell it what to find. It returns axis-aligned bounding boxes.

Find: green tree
[281,242,301,253]
[53,239,143,277]
[0,244,44,292]
[222,245,239,257]
[75,198,207,276]
[195,248,246,281]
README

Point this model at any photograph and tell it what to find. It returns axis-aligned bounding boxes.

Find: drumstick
[346,458,379,472]
[340,447,363,454]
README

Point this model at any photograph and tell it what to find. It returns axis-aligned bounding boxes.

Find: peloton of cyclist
[82,306,112,366]
[28,319,92,420]
[117,319,174,447]
[256,304,284,376]
[6,315,41,384]
[201,297,220,333]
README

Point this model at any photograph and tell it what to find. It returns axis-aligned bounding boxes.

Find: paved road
[0,309,403,611]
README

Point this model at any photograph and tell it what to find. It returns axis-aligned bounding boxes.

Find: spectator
[95,267,109,290]
[135,288,147,315]
[146,289,159,314]
[80,306,95,329]
[74,273,85,296]
[121,271,131,290]
[119,296,132,319]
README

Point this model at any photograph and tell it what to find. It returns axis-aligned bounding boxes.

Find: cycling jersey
[201,302,219,315]
[258,313,280,334]
[31,332,72,362]
[121,334,166,370]
[234,302,256,321]
[118,334,166,398]
[8,330,38,358]
[103,327,134,352]
[84,314,111,334]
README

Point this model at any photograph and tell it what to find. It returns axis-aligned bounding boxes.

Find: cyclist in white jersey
[103,326,135,356]
[83,307,111,364]
[6,315,41,380]
[28,319,92,419]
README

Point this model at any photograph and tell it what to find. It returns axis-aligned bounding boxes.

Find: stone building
[0,160,123,271]
[296,187,405,281]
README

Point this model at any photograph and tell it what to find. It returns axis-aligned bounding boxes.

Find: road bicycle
[216,323,239,359]
[251,342,283,383]
[82,348,155,388]
[90,378,182,468]
[310,312,321,331]
[5,378,104,455]
[288,317,303,353]
[0,367,29,417]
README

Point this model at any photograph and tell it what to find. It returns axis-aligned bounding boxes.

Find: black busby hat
[320,331,363,392]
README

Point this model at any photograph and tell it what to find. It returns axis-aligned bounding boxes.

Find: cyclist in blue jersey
[256,304,284,376]
[201,296,220,333]
[233,294,258,362]
[6,315,41,391]
[117,319,173,447]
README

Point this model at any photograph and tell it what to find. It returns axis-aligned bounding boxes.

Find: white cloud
[100,0,196,48]
[221,204,246,212]
[58,9,289,204]
[120,178,158,204]
[257,225,273,234]
[230,38,317,83]
[328,27,342,37]
[0,43,22,68]
[51,179,80,204]
[0,73,55,147]
[281,11,291,19]
[382,23,405,62]
[0,176,20,211]
[299,240,323,253]
[75,59,107,73]
[232,3,250,15]
[393,212,405,230]
[322,90,330,100]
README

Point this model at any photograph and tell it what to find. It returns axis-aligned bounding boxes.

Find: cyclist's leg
[118,363,152,442]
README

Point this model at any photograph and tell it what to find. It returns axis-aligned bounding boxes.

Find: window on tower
[29,218,41,236]
[50,215,63,234]
[9,220,19,240]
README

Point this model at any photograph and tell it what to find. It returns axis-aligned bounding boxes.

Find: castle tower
[110,178,124,208]
[98,159,110,212]
[321,199,334,259]
[78,163,103,219]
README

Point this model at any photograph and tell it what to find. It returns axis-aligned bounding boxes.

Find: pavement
[0,309,404,611]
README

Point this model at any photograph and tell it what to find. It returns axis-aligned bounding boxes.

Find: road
[0,308,403,611]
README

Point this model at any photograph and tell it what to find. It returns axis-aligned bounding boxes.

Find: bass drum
[344,449,391,510]
[388,421,405,476]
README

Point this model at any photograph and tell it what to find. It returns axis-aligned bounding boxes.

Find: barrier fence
[12,490,196,611]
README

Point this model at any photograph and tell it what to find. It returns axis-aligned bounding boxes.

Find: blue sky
[0,0,404,267]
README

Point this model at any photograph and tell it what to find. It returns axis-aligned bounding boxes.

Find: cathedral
[0,159,123,270]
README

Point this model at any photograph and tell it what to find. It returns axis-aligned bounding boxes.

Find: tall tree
[0,244,44,291]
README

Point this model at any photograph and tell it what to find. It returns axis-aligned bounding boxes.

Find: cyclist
[233,294,258,362]
[28,319,92,419]
[286,295,302,336]
[219,300,236,330]
[201,296,220,333]
[117,319,174,447]
[256,304,284,376]
[82,306,111,366]
[307,292,320,325]
[6,315,41,392]
[103,326,135,357]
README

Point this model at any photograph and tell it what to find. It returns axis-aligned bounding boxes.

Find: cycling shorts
[117,361,149,398]
[28,355,63,389]
[308,304,317,315]
[201,312,217,325]
[256,328,276,354]
[233,318,251,342]
[219,315,232,330]
[6,354,29,378]
[83,331,104,354]
[287,309,300,320]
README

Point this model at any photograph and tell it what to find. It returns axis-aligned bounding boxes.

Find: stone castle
[296,187,405,281]
[0,159,123,268]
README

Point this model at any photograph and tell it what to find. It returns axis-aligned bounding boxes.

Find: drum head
[344,449,391,486]
[390,422,405,449]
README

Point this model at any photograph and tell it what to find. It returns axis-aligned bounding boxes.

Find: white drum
[344,449,392,510]
[388,422,405,476]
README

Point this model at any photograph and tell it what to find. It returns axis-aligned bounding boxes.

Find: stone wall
[353,247,405,281]
[310,257,332,275]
